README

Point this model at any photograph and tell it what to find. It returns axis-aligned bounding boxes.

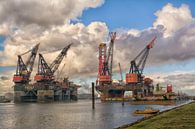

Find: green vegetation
[126,102,195,129]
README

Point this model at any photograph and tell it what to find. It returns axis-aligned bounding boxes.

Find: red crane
[97,32,116,85]
[34,43,72,82]
[126,37,156,85]
[13,43,40,84]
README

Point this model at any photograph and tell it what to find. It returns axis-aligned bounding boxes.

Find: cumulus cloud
[113,3,195,71]
[0,0,104,29]
[153,3,194,37]
[0,2,195,95]
[0,22,109,76]
[2,3,195,75]
[114,23,195,69]
[0,0,107,72]
[0,0,106,94]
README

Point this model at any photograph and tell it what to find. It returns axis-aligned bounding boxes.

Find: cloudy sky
[0,0,195,95]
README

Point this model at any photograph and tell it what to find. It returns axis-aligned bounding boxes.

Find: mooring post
[92,82,95,109]
[122,96,124,106]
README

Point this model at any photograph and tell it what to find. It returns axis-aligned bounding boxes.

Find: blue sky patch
[0,35,6,51]
[80,0,195,30]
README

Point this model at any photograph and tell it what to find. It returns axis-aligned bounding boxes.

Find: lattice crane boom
[97,32,116,85]
[37,54,52,75]
[16,55,28,76]
[25,43,40,75]
[34,43,72,82]
[126,37,156,84]
[50,43,72,74]
[13,43,40,83]
[107,32,116,76]
[103,32,116,76]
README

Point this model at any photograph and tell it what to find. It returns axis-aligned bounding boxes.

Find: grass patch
[124,102,195,129]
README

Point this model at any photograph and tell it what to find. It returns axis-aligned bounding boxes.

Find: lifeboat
[134,107,159,114]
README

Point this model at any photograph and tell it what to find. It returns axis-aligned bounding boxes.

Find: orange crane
[97,32,116,85]
[34,44,72,82]
[126,37,156,85]
[13,43,40,84]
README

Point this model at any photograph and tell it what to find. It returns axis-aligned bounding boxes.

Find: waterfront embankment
[118,101,195,129]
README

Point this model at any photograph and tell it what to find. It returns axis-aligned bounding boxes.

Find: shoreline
[116,100,194,129]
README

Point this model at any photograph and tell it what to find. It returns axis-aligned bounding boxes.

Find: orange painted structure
[126,73,139,83]
[13,43,80,102]
[167,84,173,93]
[96,35,157,101]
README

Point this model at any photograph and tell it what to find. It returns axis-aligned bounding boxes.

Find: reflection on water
[0,100,189,129]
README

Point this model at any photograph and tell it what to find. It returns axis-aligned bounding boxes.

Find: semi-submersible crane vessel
[96,32,157,101]
[13,43,80,102]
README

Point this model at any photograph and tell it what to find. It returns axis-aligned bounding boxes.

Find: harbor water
[0,100,188,129]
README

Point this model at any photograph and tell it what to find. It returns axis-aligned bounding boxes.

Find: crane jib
[13,43,40,83]
[126,37,156,84]
[34,43,72,82]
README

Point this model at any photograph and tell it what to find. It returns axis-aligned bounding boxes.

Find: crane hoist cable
[96,32,116,85]
[34,43,72,82]
[13,43,40,83]
[126,37,156,84]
